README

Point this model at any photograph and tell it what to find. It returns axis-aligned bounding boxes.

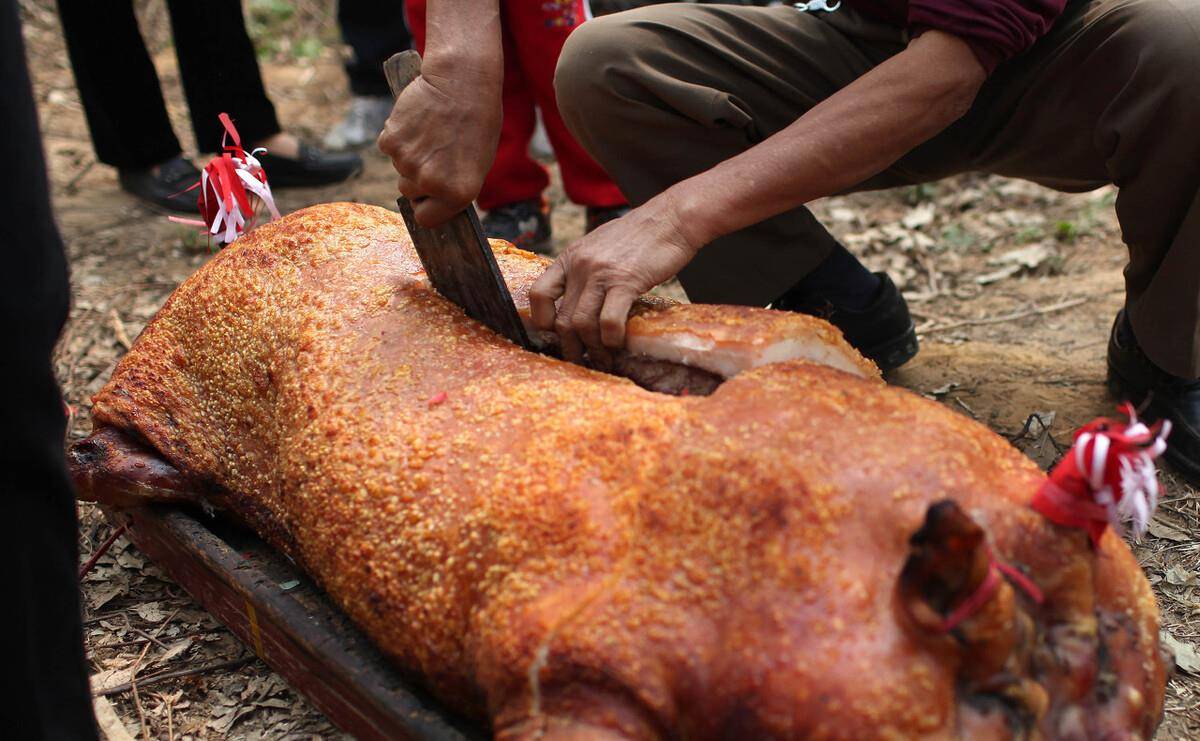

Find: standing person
[393,0,627,252]
[56,0,363,213]
[323,0,413,151]
[2,0,98,737]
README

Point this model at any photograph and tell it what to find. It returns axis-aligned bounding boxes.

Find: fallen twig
[920,297,1087,335]
[127,642,152,738]
[109,308,133,351]
[63,158,95,195]
[96,656,256,698]
[79,523,129,580]
[165,692,175,741]
[99,629,211,652]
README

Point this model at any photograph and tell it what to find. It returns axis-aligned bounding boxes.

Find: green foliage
[1054,220,1080,242]
[291,36,324,60]
[245,0,335,62]
[1014,225,1045,243]
[905,183,937,206]
[940,223,978,252]
[175,224,208,253]
[248,0,294,27]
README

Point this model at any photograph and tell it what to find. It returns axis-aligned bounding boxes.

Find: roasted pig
[70,204,1166,739]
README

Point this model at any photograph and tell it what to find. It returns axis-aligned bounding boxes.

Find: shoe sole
[1107,364,1200,487]
[864,323,920,373]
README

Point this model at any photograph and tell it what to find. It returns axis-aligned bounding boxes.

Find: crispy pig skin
[84,204,1163,738]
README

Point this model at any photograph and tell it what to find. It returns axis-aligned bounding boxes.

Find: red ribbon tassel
[169,113,280,245]
[1031,403,1170,545]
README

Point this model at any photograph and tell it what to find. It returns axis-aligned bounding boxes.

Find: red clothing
[846,0,1068,72]
[405,0,626,210]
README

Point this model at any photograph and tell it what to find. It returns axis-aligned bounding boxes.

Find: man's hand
[377,64,501,227]
[529,193,703,368]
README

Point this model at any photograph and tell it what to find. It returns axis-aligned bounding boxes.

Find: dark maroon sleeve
[907,0,1068,73]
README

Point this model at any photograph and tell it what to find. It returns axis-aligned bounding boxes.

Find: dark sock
[777,243,882,311]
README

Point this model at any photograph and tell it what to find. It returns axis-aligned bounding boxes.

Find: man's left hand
[529,192,702,368]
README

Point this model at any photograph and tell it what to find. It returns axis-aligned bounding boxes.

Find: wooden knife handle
[383,50,423,98]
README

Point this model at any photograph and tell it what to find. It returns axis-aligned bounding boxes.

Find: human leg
[164,0,281,152]
[1,1,97,737]
[324,0,412,150]
[968,0,1200,379]
[338,0,412,98]
[55,0,181,169]
[505,0,625,210]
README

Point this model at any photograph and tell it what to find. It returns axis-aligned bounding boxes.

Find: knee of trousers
[554,12,647,146]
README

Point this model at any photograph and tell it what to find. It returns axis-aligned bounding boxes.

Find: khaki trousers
[555,0,1200,377]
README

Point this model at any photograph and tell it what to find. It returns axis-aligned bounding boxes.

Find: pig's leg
[67,426,204,508]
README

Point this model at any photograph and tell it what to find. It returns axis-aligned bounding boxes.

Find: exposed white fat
[519,311,872,395]
[625,332,870,381]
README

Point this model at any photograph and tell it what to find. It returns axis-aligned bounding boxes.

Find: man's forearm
[422,0,503,84]
[670,31,987,249]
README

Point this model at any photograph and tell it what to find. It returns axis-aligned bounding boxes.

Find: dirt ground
[18,1,1200,738]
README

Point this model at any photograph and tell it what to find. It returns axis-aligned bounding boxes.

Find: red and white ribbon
[1032,404,1170,545]
[170,113,280,245]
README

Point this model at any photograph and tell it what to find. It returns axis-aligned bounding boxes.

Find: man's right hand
[377,60,501,227]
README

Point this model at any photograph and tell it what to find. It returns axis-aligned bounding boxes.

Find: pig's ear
[898,499,988,630]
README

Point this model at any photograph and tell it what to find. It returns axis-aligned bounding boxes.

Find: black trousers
[1,1,97,738]
[56,0,281,170]
[338,0,412,97]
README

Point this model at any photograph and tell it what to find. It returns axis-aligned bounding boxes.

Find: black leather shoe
[255,142,363,188]
[117,155,201,213]
[1107,309,1200,485]
[775,273,919,372]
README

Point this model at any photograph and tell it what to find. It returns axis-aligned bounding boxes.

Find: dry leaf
[155,638,192,665]
[1147,518,1190,543]
[92,695,136,741]
[988,242,1056,270]
[88,582,126,611]
[1160,631,1200,674]
[135,601,168,623]
[975,264,1022,286]
[977,243,1057,285]
[116,550,145,570]
[925,382,960,400]
[1165,566,1198,587]
[90,666,136,694]
[208,704,256,734]
[902,203,935,229]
